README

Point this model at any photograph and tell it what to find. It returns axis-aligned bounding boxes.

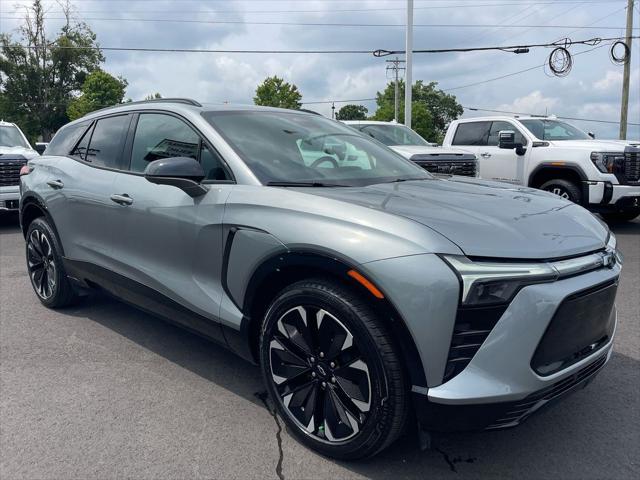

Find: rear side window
[47,122,91,156]
[452,122,491,146]
[84,115,130,168]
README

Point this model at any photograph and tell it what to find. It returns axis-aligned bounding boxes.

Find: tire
[259,278,409,460]
[601,211,640,223]
[540,179,583,204]
[25,217,79,308]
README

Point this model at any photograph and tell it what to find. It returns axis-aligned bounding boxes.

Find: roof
[342,120,400,126]
[455,115,557,123]
[0,120,18,127]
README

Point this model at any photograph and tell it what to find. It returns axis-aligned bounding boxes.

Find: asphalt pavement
[1,213,638,479]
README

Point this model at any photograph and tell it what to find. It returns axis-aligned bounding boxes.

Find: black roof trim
[84,98,203,117]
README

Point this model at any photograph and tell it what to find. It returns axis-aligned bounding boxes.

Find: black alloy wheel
[25,217,78,308]
[260,279,408,459]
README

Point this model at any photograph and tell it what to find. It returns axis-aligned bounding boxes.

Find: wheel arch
[528,164,588,203]
[232,249,428,389]
[19,195,65,256]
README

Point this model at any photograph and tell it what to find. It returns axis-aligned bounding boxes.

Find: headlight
[442,255,558,306]
[590,151,624,173]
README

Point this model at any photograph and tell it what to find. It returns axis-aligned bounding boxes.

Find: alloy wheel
[549,187,570,199]
[27,229,57,299]
[268,305,372,443]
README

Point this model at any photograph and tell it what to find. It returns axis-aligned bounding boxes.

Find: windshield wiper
[382,177,430,184]
[266,181,350,187]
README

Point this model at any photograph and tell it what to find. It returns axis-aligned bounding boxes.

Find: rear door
[43,114,131,270]
[109,112,234,338]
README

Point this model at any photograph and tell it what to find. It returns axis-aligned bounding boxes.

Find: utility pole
[404,0,413,129]
[331,102,335,120]
[619,0,634,140]
[386,57,406,122]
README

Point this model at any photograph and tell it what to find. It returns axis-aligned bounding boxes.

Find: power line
[3,15,637,29]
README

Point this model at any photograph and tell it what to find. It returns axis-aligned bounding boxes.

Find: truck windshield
[519,119,590,141]
[203,111,431,186]
[358,124,431,147]
[0,125,29,148]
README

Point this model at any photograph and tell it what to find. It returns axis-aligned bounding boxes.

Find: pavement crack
[255,391,285,480]
[434,447,476,473]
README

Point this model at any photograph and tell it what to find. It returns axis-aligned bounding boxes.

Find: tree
[144,92,162,100]
[254,76,302,109]
[67,70,127,120]
[0,0,107,140]
[336,104,368,121]
[372,80,463,143]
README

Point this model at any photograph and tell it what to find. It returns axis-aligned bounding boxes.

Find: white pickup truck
[443,116,640,222]
[1,121,40,212]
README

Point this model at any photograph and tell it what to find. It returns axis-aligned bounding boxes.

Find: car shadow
[610,217,640,235]
[0,212,21,233]
[61,290,639,479]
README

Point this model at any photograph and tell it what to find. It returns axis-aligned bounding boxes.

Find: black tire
[25,217,78,308]
[259,279,409,460]
[601,210,640,223]
[540,179,583,204]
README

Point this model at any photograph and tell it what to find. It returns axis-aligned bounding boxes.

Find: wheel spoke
[29,231,44,257]
[283,381,319,431]
[333,359,371,414]
[278,306,314,355]
[316,309,352,360]
[323,388,359,441]
[270,338,310,385]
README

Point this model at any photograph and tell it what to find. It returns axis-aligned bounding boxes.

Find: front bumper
[586,181,640,212]
[416,262,620,431]
[0,186,20,211]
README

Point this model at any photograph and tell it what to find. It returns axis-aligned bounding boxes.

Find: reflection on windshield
[359,124,430,147]
[519,119,590,141]
[0,126,29,148]
[203,111,430,187]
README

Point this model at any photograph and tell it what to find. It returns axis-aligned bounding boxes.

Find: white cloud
[593,71,623,92]
[497,91,559,116]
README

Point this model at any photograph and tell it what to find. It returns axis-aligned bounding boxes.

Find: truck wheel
[259,278,409,460]
[601,211,640,223]
[540,179,582,204]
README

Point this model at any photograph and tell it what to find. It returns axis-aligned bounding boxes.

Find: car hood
[548,139,640,151]
[305,177,608,259]
[389,144,471,158]
[0,146,39,159]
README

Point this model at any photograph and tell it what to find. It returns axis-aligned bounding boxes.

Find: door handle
[46,179,64,189]
[480,152,492,158]
[110,193,133,206]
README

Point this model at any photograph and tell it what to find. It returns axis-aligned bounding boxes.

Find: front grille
[531,280,617,376]
[410,153,478,177]
[443,304,506,382]
[623,147,640,184]
[487,353,607,429]
[0,155,27,187]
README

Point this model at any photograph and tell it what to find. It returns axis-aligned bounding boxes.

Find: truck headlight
[442,255,558,306]
[591,151,624,173]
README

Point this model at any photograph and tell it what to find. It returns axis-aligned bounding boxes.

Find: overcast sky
[1,0,638,139]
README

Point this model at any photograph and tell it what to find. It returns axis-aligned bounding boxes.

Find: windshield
[358,124,431,147]
[203,111,430,186]
[519,119,590,141]
[0,125,29,148]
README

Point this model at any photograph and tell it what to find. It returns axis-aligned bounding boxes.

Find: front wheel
[540,179,583,204]
[259,279,409,460]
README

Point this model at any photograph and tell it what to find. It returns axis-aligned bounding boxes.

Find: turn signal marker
[347,270,384,299]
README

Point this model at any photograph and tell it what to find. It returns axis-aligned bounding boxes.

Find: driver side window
[488,121,527,146]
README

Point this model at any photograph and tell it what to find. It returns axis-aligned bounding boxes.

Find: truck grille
[623,147,640,184]
[0,155,27,187]
[410,153,477,177]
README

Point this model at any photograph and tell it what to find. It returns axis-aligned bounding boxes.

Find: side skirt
[63,258,228,346]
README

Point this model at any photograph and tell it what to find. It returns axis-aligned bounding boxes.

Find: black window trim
[122,109,236,184]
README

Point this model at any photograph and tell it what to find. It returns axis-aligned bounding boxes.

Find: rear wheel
[540,179,583,204]
[26,217,78,308]
[259,279,408,459]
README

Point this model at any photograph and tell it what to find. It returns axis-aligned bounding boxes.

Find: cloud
[593,71,623,92]
[497,90,559,115]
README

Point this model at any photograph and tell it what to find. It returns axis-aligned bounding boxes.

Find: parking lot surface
[1,213,638,480]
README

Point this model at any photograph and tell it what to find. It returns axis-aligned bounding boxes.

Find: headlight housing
[590,151,624,173]
[442,256,557,306]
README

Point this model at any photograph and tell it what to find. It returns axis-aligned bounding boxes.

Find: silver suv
[19,99,621,459]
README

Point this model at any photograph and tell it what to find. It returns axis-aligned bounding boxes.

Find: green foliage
[67,70,128,120]
[254,76,302,110]
[0,0,112,140]
[372,80,463,143]
[144,92,162,100]
[335,104,368,121]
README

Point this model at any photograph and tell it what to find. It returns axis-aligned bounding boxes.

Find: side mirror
[498,130,516,149]
[588,131,595,139]
[34,142,48,155]
[498,130,527,156]
[144,157,207,197]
